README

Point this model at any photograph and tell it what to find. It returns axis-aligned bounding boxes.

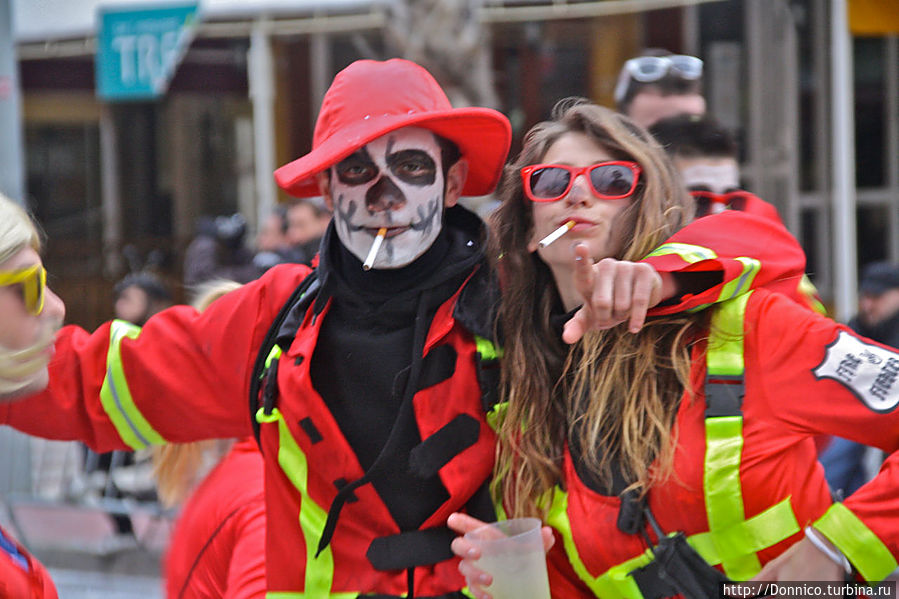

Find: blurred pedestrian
[251,205,307,273]
[183,213,258,287]
[152,280,266,599]
[820,261,899,496]
[114,271,174,327]
[255,205,289,255]
[614,49,706,130]
[0,193,64,598]
[284,197,330,266]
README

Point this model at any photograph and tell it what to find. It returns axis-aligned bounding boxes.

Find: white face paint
[674,156,740,195]
[329,126,446,269]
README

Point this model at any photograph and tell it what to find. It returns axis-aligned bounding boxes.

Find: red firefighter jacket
[164,438,266,599]
[546,290,899,597]
[0,209,812,596]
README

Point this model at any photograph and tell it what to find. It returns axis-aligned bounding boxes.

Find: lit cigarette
[538,220,575,249]
[363,227,387,271]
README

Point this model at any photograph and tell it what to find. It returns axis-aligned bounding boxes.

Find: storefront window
[857,204,889,268]
[854,37,885,188]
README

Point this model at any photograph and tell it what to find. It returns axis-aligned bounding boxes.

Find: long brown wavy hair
[490,99,701,517]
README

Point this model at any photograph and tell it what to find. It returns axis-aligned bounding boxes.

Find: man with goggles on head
[614,49,706,130]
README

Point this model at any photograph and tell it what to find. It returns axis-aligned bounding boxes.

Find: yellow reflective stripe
[716,257,761,303]
[474,334,503,360]
[266,593,355,599]
[485,401,507,432]
[99,320,165,450]
[707,293,750,376]
[546,488,648,599]
[546,292,801,591]
[687,497,799,566]
[798,274,827,315]
[643,242,717,263]
[705,293,760,579]
[264,345,283,372]
[273,411,336,597]
[703,415,760,578]
[548,488,799,595]
[686,302,715,314]
[814,502,898,582]
[255,407,279,424]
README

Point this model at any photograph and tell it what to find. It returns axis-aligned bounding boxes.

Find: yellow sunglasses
[0,264,47,315]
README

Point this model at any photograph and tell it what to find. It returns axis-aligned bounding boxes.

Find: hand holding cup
[448,513,555,599]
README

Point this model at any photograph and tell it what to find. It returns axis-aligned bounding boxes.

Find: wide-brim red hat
[274,59,512,198]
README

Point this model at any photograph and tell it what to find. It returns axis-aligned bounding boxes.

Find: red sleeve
[746,290,899,576]
[0,264,312,450]
[642,210,813,315]
[740,193,785,225]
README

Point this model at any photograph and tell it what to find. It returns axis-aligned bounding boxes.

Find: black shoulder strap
[249,270,320,449]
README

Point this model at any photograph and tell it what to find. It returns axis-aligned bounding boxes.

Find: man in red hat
[0,58,810,597]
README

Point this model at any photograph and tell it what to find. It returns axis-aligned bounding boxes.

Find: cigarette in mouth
[538,220,575,249]
[363,227,388,271]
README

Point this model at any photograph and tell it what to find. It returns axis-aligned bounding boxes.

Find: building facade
[12,0,899,327]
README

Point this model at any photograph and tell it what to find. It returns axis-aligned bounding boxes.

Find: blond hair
[0,194,41,265]
[150,279,242,507]
[490,99,701,517]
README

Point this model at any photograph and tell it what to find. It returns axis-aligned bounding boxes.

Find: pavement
[48,567,163,599]
[2,496,172,598]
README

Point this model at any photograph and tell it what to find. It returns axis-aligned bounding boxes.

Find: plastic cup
[463,517,551,599]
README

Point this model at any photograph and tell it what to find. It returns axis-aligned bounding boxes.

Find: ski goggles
[0,264,47,315]
[689,189,752,218]
[614,55,703,104]
[521,161,642,203]
[623,55,703,83]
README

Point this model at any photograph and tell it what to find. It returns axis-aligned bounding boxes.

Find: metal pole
[886,36,899,263]
[310,32,330,126]
[249,18,277,230]
[0,0,25,203]
[100,103,124,276]
[830,0,857,322]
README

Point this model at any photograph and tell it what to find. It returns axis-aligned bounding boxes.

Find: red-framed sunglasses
[521,161,642,203]
[689,189,753,218]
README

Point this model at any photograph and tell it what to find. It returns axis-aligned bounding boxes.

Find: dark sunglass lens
[530,167,571,199]
[591,165,634,197]
[694,196,712,218]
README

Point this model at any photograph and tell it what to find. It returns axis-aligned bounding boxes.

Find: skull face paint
[329,127,445,269]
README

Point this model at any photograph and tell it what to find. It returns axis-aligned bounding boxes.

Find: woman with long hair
[0,193,66,598]
[450,100,899,597]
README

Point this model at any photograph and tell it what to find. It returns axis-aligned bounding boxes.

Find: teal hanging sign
[96,3,199,100]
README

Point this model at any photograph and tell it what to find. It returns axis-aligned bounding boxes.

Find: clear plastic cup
[463,517,551,599]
